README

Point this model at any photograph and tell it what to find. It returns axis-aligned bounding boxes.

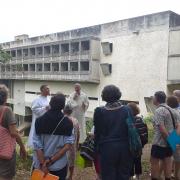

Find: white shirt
[27,95,50,148]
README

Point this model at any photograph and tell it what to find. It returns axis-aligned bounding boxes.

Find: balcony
[0,60,100,83]
[0,38,100,83]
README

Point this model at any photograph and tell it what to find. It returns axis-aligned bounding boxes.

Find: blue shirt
[33,130,74,171]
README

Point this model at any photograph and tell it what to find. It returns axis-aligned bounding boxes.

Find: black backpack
[80,136,95,161]
[134,116,148,147]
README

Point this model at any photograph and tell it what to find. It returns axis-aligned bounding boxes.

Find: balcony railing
[0,70,99,83]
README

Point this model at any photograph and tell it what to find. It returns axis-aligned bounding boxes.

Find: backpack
[80,136,95,161]
[126,107,142,158]
[134,116,148,147]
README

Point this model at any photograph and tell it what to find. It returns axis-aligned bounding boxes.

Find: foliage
[143,113,153,124]
[0,46,11,63]
[16,137,32,171]
[16,154,32,171]
[143,113,154,143]
[86,117,93,133]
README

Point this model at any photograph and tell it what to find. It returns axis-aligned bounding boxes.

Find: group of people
[0,83,180,180]
[28,83,89,180]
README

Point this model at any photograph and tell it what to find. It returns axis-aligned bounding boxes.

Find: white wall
[98,29,169,114]
[13,80,25,116]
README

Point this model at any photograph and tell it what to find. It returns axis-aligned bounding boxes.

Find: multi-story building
[0,10,180,128]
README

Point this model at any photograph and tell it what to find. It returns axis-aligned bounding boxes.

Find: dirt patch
[15,144,152,180]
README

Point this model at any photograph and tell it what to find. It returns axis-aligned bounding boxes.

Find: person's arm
[67,94,78,109]
[76,126,80,149]
[49,144,71,164]
[158,123,169,138]
[33,125,45,164]
[176,123,180,135]
[45,133,75,166]
[175,112,180,135]
[9,124,27,159]
[82,95,89,112]
[31,99,48,117]
[32,126,49,174]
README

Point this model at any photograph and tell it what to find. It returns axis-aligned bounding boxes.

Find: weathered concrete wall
[168,57,180,80]
[169,29,180,55]
[13,80,25,116]
[99,29,169,114]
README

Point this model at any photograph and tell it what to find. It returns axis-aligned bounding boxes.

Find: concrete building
[0,10,180,128]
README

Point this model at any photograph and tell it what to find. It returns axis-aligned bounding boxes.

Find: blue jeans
[99,141,132,180]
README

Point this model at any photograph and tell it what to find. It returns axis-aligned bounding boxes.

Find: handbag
[0,107,16,160]
[31,169,59,180]
[126,107,142,158]
[161,106,180,152]
[80,135,95,161]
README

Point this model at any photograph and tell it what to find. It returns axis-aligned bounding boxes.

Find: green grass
[16,137,32,171]
[16,154,32,171]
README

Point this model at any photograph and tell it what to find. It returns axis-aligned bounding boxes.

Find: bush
[143,113,154,143]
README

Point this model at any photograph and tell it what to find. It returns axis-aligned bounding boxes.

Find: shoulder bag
[0,107,16,160]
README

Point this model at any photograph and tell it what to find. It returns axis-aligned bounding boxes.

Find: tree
[0,46,11,64]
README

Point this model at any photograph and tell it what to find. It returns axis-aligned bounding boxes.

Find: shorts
[151,145,172,159]
[173,145,180,162]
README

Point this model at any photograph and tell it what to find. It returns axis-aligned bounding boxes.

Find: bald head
[173,90,180,103]
[74,83,81,95]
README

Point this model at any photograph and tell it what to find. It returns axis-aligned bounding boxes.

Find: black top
[94,105,129,147]
[35,109,73,136]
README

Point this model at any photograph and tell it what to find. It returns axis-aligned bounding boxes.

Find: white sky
[0,0,180,43]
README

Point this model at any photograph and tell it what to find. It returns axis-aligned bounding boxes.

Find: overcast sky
[0,0,180,43]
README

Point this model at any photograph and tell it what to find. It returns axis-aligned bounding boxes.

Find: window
[44,46,51,56]
[16,64,23,71]
[29,64,35,71]
[71,42,79,54]
[23,64,28,71]
[30,48,35,57]
[11,65,16,72]
[52,45,59,55]
[52,63,59,71]
[61,43,69,54]
[61,62,68,71]
[101,42,113,55]
[17,49,22,58]
[81,41,90,51]
[44,63,50,71]
[37,47,43,56]
[80,61,89,71]
[11,50,16,58]
[70,62,78,71]
[1,65,5,72]
[36,64,42,71]
[23,49,28,57]
[6,65,10,72]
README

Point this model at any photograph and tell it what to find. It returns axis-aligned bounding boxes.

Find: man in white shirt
[68,83,89,143]
[28,85,50,148]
